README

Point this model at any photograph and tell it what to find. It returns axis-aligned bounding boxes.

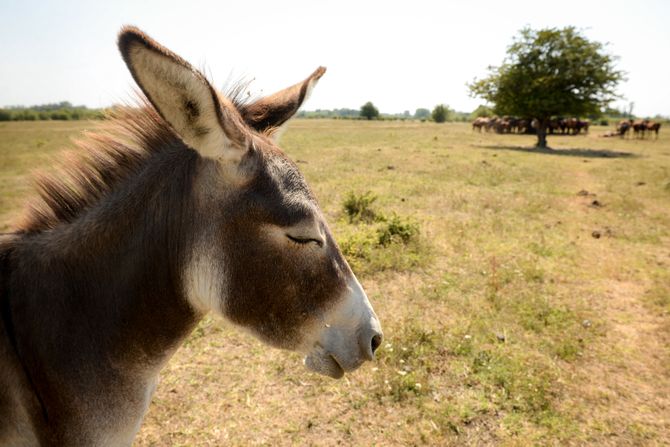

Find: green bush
[50,111,71,120]
[432,104,450,123]
[377,214,420,246]
[343,191,378,223]
[339,194,428,275]
[14,111,37,121]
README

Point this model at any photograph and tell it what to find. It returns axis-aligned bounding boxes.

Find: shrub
[15,111,37,121]
[432,104,450,123]
[377,214,420,246]
[338,194,428,275]
[343,191,378,223]
[50,111,70,120]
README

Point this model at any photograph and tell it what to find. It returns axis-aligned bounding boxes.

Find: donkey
[0,26,382,446]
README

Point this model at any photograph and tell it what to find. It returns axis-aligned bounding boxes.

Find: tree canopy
[431,104,450,123]
[469,27,624,147]
[360,101,380,120]
[470,105,493,119]
[414,108,430,120]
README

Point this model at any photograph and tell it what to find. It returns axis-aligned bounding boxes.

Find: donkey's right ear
[118,26,247,159]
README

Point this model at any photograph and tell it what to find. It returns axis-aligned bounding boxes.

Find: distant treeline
[0,102,105,121]
[297,108,471,122]
[3,102,666,124]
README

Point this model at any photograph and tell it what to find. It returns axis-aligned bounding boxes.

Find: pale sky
[1,0,669,116]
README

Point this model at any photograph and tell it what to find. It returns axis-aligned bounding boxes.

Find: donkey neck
[12,147,203,389]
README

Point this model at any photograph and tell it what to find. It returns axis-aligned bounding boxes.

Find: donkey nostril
[371,334,383,354]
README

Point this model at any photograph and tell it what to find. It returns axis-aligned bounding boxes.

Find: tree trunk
[536,119,548,149]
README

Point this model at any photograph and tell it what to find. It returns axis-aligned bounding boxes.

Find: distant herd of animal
[472,116,662,138]
[613,119,661,138]
[472,116,590,135]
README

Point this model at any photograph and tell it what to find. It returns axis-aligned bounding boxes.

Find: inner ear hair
[118,26,247,157]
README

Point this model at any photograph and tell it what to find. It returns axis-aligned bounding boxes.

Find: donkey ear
[238,67,326,138]
[118,26,247,158]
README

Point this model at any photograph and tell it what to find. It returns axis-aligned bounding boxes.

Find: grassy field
[1,119,669,445]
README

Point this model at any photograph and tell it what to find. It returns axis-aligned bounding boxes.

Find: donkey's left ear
[238,67,326,139]
[118,26,247,158]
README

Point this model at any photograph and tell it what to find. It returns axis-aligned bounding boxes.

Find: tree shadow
[475,144,638,159]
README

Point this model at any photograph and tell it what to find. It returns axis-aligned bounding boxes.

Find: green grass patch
[337,196,429,275]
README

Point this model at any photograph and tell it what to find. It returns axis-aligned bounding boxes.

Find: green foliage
[377,213,420,246]
[0,101,105,121]
[338,193,427,275]
[343,191,378,223]
[469,27,624,147]
[470,104,494,119]
[297,108,361,119]
[296,107,471,122]
[360,101,380,120]
[414,108,431,119]
[431,104,451,123]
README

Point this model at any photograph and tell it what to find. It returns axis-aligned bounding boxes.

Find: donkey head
[118,27,382,378]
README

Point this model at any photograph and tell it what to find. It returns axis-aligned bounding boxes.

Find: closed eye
[286,234,323,247]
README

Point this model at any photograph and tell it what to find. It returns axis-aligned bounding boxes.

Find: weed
[377,213,420,246]
[338,197,427,275]
[343,190,378,223]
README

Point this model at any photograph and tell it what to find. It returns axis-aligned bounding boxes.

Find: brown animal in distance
[0,26,382,446]
[645,120,661,138]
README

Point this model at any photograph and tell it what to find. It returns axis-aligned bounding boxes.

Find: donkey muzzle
[303,278,382,379]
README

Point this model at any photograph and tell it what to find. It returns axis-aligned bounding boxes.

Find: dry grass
[1,119,669,445]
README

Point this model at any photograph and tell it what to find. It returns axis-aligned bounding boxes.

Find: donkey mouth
[304,352,345,379]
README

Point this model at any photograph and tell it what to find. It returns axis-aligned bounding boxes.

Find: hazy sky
[1,0,669,116]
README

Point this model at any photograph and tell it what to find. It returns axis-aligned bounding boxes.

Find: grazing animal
[561,118,589,135]
[472,116,490,132]
[515,118,529,134]
[632,120,647,138]
[492,116,512,134]
[0,27,382,446]
[576,119,589,135]
[486,116,499,132]
[646,121,661,138]
[547,118,561,134]
[617,119,632,137]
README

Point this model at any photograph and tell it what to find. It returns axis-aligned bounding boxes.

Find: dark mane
[16,98,180,234]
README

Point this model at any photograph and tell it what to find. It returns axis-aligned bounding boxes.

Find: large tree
[469,27,624,148]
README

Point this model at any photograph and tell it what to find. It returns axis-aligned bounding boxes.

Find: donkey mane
[15,99,178,234]
[16,79,280,236]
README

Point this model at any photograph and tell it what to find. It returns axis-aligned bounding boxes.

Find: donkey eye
[286,234,323,247]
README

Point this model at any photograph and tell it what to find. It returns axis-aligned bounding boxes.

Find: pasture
[1,119,669,445]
